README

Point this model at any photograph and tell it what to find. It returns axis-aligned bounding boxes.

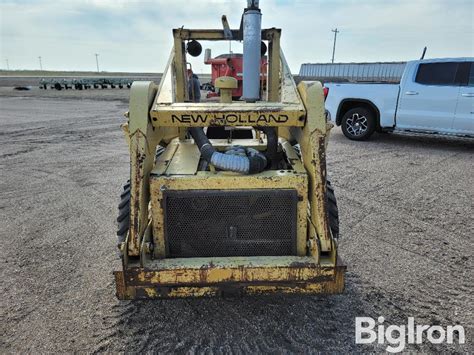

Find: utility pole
[38,56,43,70]
[94,53,100,72]
[6,59,10,70]
[331,28,339,63]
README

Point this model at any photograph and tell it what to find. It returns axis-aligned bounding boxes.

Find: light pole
[38,56,43,70]
[6,59,10,70]
[95,53,100,72]
[331,28,339,63]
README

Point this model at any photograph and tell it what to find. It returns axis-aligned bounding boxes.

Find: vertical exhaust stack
[204,48,212,64]
[242,0,262,102]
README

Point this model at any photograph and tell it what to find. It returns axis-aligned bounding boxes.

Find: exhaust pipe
[242,0,261,102]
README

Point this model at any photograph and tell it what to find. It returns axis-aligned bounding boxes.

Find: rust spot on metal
[114,271,125,299]
[317,135,330,238]
[115,263,346,299]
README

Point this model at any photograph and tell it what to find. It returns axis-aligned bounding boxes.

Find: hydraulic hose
[189,127,267,174]
[259,127,278,168]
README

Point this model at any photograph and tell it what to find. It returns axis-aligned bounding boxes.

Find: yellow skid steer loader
[114,0,345,299]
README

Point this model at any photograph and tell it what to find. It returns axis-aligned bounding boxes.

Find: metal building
[298,62,406,83]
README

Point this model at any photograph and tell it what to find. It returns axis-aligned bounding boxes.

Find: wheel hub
[346,113,368,136]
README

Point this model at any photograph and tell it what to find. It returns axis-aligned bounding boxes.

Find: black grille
[163,189,298,257]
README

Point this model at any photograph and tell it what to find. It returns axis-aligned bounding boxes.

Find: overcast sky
[0,0,473,73]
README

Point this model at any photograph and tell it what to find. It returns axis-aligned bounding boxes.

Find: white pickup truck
[324,57,474,140]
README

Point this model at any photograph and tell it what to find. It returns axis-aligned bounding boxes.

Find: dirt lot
[1,85,472,353]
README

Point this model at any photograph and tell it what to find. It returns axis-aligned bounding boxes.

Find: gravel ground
[0,87,472,353]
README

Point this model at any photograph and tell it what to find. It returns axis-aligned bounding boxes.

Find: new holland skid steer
[114,0,346,299]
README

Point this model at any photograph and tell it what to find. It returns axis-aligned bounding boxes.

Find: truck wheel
[341,107,376,140]
[326,180,339,239]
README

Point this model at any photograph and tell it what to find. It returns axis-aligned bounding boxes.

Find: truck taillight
[323,87,329,101]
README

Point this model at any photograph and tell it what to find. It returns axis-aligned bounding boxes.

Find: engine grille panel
[163,189,298,257]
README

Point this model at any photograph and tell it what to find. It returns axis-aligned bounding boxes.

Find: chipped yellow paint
[144,287,158,297]
[135,256,334,285]
[166,287,218,298]
[137,267,333,285]
[307,220,320,261]
[115,259,345,299]
[292,81,333,252]
[127,83,180,256]
[128,81,160,256]
[245,278,344,295]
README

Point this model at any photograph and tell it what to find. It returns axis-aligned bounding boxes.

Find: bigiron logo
[171,113,289,125]
[355,317,466,353]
